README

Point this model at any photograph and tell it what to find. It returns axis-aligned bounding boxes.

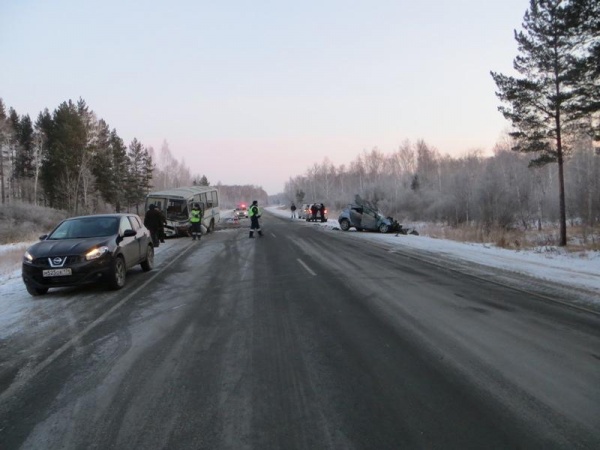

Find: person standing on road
[248,200,263,238]
[144,204,163,247]
[189,203,203,241]
[310,203,318,222]
[319,203,326,222]
[291,202,297,219]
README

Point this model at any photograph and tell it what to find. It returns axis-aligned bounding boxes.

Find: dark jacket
[144,208,164,232]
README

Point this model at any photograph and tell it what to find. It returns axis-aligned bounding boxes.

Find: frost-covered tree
[0,99,10,204]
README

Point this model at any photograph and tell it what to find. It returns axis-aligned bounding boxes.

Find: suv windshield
[49,217,119,239]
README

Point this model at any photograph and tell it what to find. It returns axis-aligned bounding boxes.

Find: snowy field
[1,207,599,320]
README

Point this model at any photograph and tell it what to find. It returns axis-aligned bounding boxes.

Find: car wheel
[209,219,215,232]
[25,284,48,296]
[140,245,154,272]
[109,256,127,290]
[339,219,351,231]
[379,223,389,233]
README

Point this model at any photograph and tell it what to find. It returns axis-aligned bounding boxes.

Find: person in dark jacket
[319,203,326,222]
[248,200,263,238]
[310,203,318,222]
[144,204,164,247]
[291,202,297,219]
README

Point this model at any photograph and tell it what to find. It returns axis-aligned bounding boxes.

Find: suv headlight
[85,246,110,261]
[23,251,33,263]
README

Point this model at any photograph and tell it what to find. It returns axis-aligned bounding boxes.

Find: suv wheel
[379,223,389,233]
[140,245,154,271]
[109,256,127,290]
[339,219,351,231]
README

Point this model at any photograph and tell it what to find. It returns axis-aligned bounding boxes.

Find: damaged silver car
[338,203,418,235]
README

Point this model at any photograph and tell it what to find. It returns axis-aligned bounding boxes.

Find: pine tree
[126,138,153,212]
[569,0,600,141]
[91,119,114,205]
[5,108,21,201]
[15,115,35,180]
[39,100,87,211]
[490,0,596,246]
[12,114,35,202]
[110,130,129,212]
[34,109,52,206]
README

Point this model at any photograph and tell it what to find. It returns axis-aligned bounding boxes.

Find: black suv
[22,214,154,295]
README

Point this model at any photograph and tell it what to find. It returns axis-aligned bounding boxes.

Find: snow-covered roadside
[266,206,600,306]
[0,242,36,281]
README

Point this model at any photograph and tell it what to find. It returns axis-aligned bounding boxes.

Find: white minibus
[145,186,220,237]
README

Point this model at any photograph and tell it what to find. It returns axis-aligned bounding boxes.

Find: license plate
[43,268,72,277]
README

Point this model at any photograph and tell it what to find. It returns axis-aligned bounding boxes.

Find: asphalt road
[1,212,599,449]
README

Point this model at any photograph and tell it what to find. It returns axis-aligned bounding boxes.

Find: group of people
[143,202,204,244]
[309,203,326,222]
[144,200,263,247]
[144,199,264,244]
[290,202,326,221]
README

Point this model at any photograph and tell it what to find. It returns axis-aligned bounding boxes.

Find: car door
[118,216,141,269]
[349,207,363,228]
[129,215,149,263]
[360,208,378,230]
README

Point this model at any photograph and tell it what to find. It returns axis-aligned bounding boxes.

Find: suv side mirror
[123,229,137,237]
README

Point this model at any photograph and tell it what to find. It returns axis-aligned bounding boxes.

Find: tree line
[0,97,154,214]
[287,0,599,246]
[284,138,599,234]
[0,94,269,216]
[0,98,219,215]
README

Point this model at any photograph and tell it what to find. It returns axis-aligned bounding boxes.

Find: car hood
[29,237,114,257]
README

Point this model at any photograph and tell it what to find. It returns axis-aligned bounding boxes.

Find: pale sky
[1,0,528,194]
